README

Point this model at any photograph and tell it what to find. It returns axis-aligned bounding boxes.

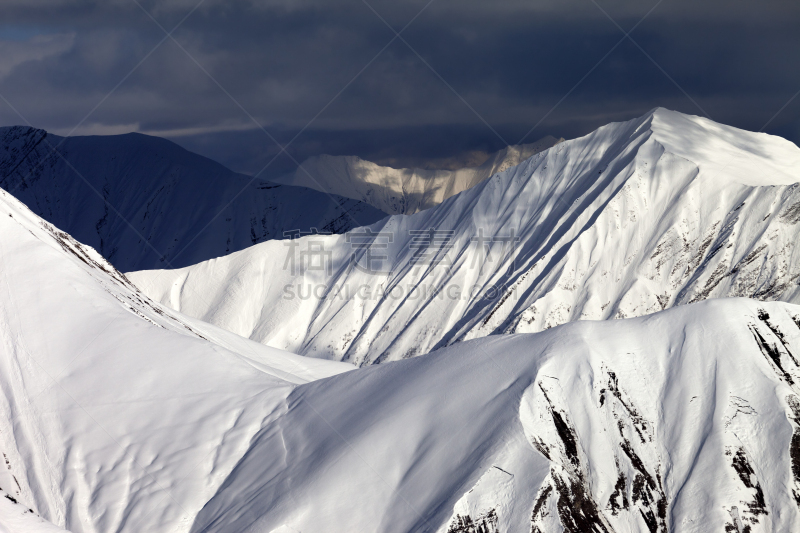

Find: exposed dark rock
[550,409,579,466]
[749,325,793,385]
[621,441,667,532]
[530,483,553,532]
[786,395,800,508]
[608,472,629,515]
[531,436,552,461]
[605,371,649,443]
[781,200,800,224]
[447,509,499,533]
[540,384,579,466]
[621,442,655,491]
[552,471,612,533]
[729,244,767,275]
[758,310,800,365]
[729,447,768,520]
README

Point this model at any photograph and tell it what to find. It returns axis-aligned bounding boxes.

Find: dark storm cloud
[0,0,798,175]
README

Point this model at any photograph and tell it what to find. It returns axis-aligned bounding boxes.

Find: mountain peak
[624,107,800,187]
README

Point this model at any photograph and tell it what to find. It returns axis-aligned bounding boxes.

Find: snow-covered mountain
[192,298,800,533]
[130,108,800,366]
[273,136,561,215]
[4,160,800,532]
[0,126,387,272]
[0,186,351,532]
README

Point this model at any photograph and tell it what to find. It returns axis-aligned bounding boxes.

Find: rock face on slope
[191,298,800,533]
[0,126,387,272]
[272,136,562,215]
[130,109,800,366]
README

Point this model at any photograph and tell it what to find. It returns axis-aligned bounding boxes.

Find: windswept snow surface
[273,136,561,215]
[131,108,800,366]
[0,127,387,272]
[193,298,800,533]
[0,187,351,533]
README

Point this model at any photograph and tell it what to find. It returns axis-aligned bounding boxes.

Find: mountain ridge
[646,107,800,186]
[130,108,800,365]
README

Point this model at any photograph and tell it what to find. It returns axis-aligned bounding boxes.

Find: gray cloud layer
[0,0,798,175]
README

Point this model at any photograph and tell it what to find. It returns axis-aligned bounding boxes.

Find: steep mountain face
[192,298,800,533]
[273,136,561,215]
[130,109,800,366]
[0,126,387,272]
[0,186,351,532]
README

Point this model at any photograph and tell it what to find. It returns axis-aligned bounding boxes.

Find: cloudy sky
[0,0,798,177]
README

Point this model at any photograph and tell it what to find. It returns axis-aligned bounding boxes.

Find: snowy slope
[192,298,800,533]
[0,127,387,272]
[273,136,561,214]
[131,108,800,366]
[0,186,352,533]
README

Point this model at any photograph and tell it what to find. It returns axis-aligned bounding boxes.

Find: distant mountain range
[131,108,800,366]
[0,126,387,271]
[274,136,562,215]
